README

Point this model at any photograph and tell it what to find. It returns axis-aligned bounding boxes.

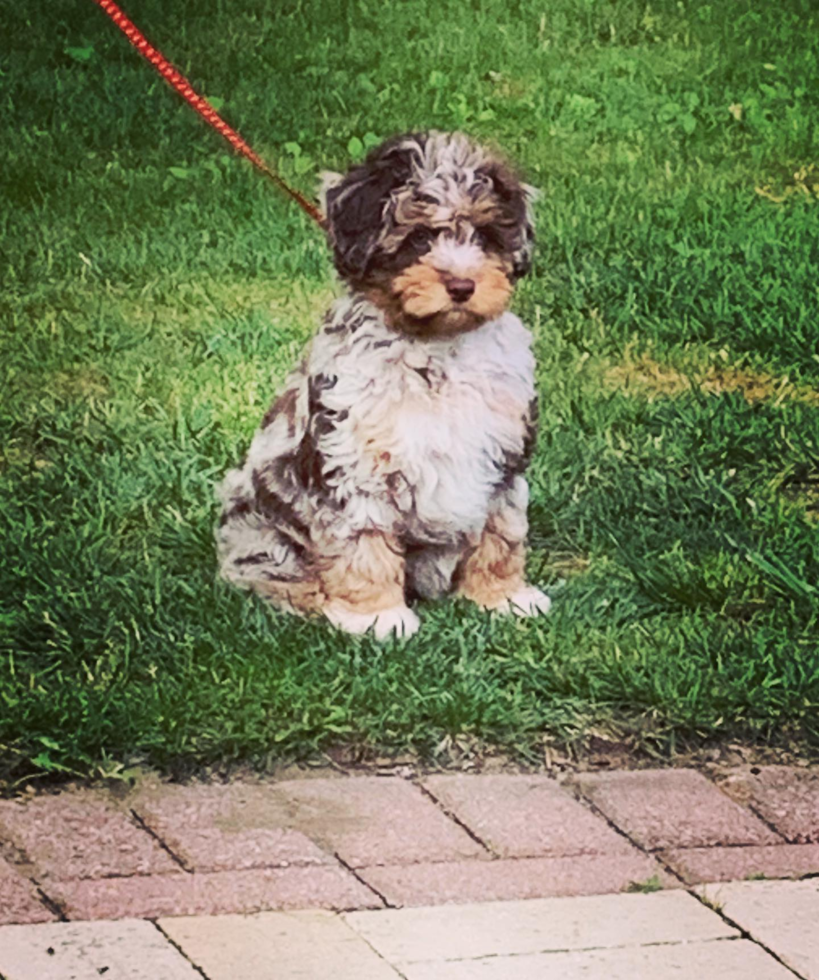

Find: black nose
[446,277,475,303]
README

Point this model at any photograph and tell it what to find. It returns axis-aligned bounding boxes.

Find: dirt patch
[545,552,591,577]
[4,733,817,800]
[49,367,110,401]
[605,354,691,399]
[605,352,819,406]
[699,365,819,404]
[756,163,819,204]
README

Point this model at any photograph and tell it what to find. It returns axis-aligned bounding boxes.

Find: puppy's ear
[479,160,537,280]
[323,140,418,282]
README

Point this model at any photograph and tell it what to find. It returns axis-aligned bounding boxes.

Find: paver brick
[697,879,819,980]
[345,891,736,963]
[398,939,795,980]
[46,865,381,920]
[573,769,781,850]
[717,766,819,843]
[162,910,402,979]
[274,777,485,867]
[422,775,635,858]
[0,919,201,980]
[132,783,332,872]
[661,843,819,884]
[0,794,177,880]
[0,857,55,925]
[360,853,675,906]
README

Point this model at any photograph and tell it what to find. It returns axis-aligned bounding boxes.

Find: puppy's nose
[445,277,475,303]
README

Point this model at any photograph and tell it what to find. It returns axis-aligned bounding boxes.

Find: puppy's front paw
[495,586,552,618]
[325,603,421,640]
[372,605,421,640]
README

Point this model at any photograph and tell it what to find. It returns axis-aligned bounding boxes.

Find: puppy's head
[321,132,535,337]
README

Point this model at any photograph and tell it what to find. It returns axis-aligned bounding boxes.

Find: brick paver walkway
[0,766,817,977]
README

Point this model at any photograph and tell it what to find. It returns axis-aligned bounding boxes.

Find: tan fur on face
[387,257,513,336]
[320,531,405,614]
[470,261,513,320]
[456,512,526,609]
[393,262,450,320]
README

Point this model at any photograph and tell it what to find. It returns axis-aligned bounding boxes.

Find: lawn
[2,0,818,785]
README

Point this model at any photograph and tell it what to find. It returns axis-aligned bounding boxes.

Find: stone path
[2,886,819,978]
[0,766,817,977]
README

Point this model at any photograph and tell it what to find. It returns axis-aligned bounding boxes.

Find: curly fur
[216,131,550,637]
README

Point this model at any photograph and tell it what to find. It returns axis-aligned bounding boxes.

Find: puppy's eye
[406,226,438,248]
[474,225,504,249]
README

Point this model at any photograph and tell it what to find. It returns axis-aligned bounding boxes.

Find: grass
[626,875,665,894]
[2,0,818,785]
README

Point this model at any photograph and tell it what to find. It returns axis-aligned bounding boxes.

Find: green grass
[2,0,819,785]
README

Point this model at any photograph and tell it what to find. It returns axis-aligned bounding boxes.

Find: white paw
[325,603,421,640]
[495,586,552,618]
[372,605,421,640]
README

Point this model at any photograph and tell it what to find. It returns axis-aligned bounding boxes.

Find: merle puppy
[217,131,551,638]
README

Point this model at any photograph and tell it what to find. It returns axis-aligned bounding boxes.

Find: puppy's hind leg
[321,530,420,640]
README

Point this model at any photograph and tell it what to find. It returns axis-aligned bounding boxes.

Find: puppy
[217,131,551,638]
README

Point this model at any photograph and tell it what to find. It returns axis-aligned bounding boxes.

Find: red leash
[91,0,326,227]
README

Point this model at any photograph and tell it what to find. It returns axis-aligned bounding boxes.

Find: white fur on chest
[311,306,536,539]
